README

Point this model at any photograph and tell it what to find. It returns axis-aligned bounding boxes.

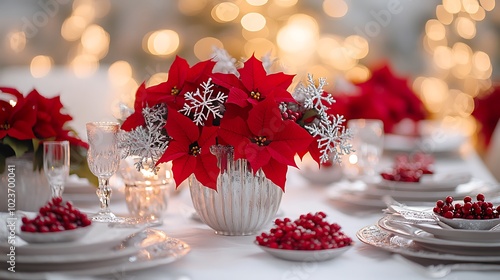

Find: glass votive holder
[120,157,172,226]
[347,119,384,178]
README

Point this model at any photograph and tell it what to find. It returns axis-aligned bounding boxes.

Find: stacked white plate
[0,223,190,279]
[328,172,499,208]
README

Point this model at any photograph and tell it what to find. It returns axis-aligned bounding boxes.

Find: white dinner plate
[373,172,472,192]
[256,244,352,262]
[413,223,500,243]
[378,216,500,256]
[384,132,465,153]
[0,223,146,256]
[0,229,190,279]
[356,225,500,262]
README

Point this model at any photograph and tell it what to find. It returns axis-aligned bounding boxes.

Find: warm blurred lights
[462,0,480,14]
[147,72,168,87]
[479,0,495,11]
[425,20,446,41]
[420,77,448,113]
[244,38,275,58]
[344,35,369,59]
[30,55,53,78]
[61,16,87,41]
[455,17,476,39]
[436,5,454,25]
[73,2,96,23]
[8,31,26,52]
[146,30,180,56]
[81,24,110,58]
[241,13,267,32]
[108,61,133,87]
[452,42,472,65]
[443,0,461,13]
[454,91,475,117]
[273,0,298,7]
[470,6,485,21]
[277,14,318,54]
[70,54,98,78]
[345,65,370,83]
[246,0,268,6]
[213,2,239,23]
[194,37,223,60]
[178,0,207,15]
[433,46,454,69]
[472,51,491,72]
[323,0,348,18]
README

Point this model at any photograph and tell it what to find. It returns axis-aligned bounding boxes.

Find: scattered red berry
[380,153,434,182]
[21,197,92,233]
[255,212,352,250]
[433,193,500,220]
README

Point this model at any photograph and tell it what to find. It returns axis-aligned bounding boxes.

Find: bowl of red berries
[255,212,353,262]
[433,194,500,230]
[18,197,93,243]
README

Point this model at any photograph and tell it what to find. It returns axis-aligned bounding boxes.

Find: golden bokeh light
[73,2,96,23]
[479,0,495,11]
[273,0,298,7]
[8,31,26,52]
[246,0,268,6]
[317,36,342,61]
[244,38,276,58]
[453,90,474,117]
[436,5,454,25]
[108,60,133,87]
[323,0,348,18]
[470,6,485,21]
[146,29,180,56]
[178,0,207,15]
[455,17,476,39]
[70,54,99,78]
[433,46,454,69]
[213,2,239,23]
[277,14,319,54]
[425,19,446,41]
[344,35,369,59]
[472,51,491,73]
[194,37,223,60]
[30,55,53,78]
[61,16,87,41]
[462,0,480,14]
[420,77,448,113]
[443,0,461,14]
[81,24,110,58]
[345,65,370,83]
[147,72,168,87]
[241,13,267,32]
[452,42,472,65]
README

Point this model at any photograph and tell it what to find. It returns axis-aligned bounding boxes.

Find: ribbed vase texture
[189,145,283,236]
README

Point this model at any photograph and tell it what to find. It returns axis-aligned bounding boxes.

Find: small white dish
[256,244,352,262]
[436,216,500,231]
[17,224,93,243]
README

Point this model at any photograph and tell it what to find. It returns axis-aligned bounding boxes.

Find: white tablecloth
[65,144,500,280]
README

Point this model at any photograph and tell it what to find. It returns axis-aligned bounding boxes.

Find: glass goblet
[43,141,70,198]
[86,122,123,223]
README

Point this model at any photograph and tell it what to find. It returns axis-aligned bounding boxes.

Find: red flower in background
[330,63,427,134]
[0,87,36,140]
[473,85,500,147]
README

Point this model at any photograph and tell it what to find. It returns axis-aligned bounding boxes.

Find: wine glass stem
[51,184,64,198]
[97,177,112,213]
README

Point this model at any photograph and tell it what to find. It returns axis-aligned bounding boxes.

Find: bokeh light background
[1,0,499,139]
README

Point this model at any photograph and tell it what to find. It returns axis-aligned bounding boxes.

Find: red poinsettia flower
[473,84,500,148]
[157,108,219,189]
[0,87,36,140]
[329,63,427,133]
[218,98,314,190]
[213,55,295,108]
[121,83,150,131]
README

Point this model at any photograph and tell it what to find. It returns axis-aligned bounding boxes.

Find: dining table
[3,141,500,280]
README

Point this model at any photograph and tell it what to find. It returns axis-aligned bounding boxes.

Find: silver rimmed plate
[378,216,500,256]
[413,223,500,243]
[356,225,500,262]
[0,229,190,279]
[256,244,352,262]
[17,224,94,244]
[373,173,472,192]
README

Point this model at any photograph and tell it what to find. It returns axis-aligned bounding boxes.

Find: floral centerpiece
[120,50,352,191]
[0,87,95,184]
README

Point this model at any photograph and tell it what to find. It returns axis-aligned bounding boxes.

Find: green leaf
[0,154,5,174]
[71,160,98,187]
[3,136,32,158]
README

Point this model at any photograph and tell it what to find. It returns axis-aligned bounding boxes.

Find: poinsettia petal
[238,55,266,92]
[7,119,35,140]
[166,108,199,143]
[218,115,252,159]
[193,153,219,190]
[258,72,294,93]
[261,158,288,191]
[273,121,314,153]
[171,155,197,188]
[247,98,283,137]
[157,141,187,164]
[198,126,218,148]
[226,87,250,107]
[266,142,296,167]
[121,111,145,131]
[244,144,271,172]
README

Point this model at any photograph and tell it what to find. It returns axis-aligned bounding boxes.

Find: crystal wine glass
[43,141,70,198]
[86,122,124,223]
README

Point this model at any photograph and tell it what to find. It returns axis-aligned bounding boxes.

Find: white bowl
[437,216,500,231]
[18,224,93,243]
[256,244,352,262]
